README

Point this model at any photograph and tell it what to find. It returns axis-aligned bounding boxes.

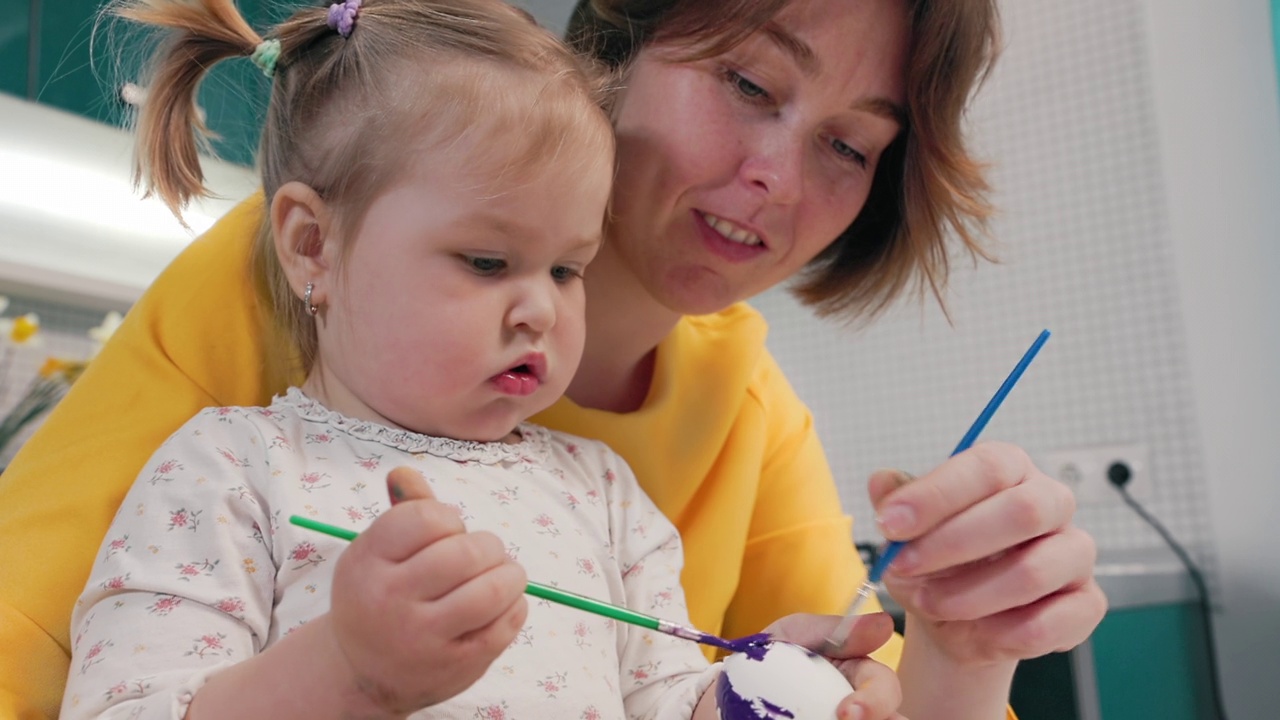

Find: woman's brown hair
[567,0,999,321]
[115,0,614,366]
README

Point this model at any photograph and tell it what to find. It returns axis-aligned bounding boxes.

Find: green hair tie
[250,39,282,78]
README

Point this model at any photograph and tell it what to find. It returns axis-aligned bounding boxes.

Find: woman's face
[607,0,910,314]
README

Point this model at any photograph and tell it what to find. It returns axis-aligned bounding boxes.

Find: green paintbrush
[288,515,763,654]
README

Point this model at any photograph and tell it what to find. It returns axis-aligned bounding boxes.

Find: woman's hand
[870,442,1107,719]
[329,467,529,715]
[765,612,908,720]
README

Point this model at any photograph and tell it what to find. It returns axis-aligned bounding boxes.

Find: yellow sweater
[2,195,1022,719]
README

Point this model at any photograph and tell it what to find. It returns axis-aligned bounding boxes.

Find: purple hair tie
[327,0,361,39]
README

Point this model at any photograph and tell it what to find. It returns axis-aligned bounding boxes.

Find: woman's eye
[724,68,771,103]
[465,256,506,275]
[831,137,869,169]
[551,265,581,283]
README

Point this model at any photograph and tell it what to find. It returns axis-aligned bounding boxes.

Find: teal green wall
[1092,604,1218,720]
[2,0,284,167]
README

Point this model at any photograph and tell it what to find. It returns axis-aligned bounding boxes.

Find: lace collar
[274,387,552,465]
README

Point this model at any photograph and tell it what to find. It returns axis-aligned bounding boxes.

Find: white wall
[1141,0,1280,716]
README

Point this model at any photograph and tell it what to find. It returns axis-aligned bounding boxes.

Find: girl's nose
[506,281,557,334]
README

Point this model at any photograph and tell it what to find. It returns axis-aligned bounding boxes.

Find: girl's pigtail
[113,0,264,216]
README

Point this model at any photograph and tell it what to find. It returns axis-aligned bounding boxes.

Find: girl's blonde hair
[117,0,615,366]
[568,0,999,322]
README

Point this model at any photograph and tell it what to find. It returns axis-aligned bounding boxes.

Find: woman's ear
[271,181,336,304]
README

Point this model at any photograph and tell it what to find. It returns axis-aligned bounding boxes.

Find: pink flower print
[581,707,602,720]
[185,632,230,659]
[289,541,326,569]
[174,559,219,581]
[585,489,601,505]
[167,507,202,532]
[254,408,276,418]
[504,542,520,561]
[355,453,381,471]
[651,589,674,609]
[629,661,659,682]
[475,702,509,719]
[214,406,234,420]
[537,671,568,698]
[490,486,518,505]
[105,681,128,699]
[565,442,582,458]
[100,574,130,590]
[147,595,183,616]
[344,506,366,523]
[148,459,183,485]
[603,468,617,484]
[306,431,334,444]
[573,621,590,648]
[299,472,331,493]
[269,434,291,451]
[532,513,560,537]
[214,597,246,616]
[104,534,130,559]
[576,557,599,578]
[622,561,645,579]
[216,448,249,467]
[562,491,581,510]
[631,521,649,539]
[80,639,112,673]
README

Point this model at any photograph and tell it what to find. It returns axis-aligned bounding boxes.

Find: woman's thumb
[387,466,435,505]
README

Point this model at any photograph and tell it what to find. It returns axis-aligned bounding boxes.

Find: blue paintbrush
[822,329,1051,652]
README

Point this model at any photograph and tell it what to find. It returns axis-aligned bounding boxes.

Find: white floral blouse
[61,388,718,720]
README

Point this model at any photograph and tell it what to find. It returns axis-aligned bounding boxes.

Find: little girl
[60,0,737,718]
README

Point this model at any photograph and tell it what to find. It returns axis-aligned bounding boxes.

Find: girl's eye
[831,137,869,169]
[724,68,771,103]
[465,256,506,275]
[550,265,581,283]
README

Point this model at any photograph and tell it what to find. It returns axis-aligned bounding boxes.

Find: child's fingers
[403,530,511,600]
[388,466,435,504]
[359,499,467,563]
[432,560,529,637]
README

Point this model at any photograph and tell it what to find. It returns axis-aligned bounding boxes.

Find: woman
[0,0,1105,718]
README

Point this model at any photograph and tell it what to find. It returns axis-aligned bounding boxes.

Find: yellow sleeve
[721,350,905,669]
[0,194,297,720]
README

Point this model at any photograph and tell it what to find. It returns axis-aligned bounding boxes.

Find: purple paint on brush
[698,632,772,660]
[717,668,796,720]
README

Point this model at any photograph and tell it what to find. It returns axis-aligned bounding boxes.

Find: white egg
[717,641,854,720]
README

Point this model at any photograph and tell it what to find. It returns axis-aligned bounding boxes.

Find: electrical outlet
[1041,443,1151,505]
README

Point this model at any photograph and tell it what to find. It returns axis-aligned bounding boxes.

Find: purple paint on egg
[717,666,796,720]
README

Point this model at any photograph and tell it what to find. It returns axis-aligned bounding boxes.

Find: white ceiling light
[0,93,258,310]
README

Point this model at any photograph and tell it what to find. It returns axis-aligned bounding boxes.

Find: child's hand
[870,444,1106,668]
[765,612,906,720]
[329,467,529,715]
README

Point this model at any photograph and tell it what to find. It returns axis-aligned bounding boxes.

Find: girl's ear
[271,181,337,304]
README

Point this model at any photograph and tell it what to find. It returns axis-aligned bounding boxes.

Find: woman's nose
[740,133,804,206]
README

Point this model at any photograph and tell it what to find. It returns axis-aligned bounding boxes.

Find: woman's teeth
[701,212,762,247]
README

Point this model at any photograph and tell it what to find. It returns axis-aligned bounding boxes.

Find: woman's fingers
[905,526,1097,622]
[833,657,904,720]
[942,578,1108,663]
[766,612,895,659]
[873,443,1034,542]
[887,472,1077,577]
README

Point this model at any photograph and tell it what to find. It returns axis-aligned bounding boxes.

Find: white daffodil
[0,312,42,347]
[88,311,124,355]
